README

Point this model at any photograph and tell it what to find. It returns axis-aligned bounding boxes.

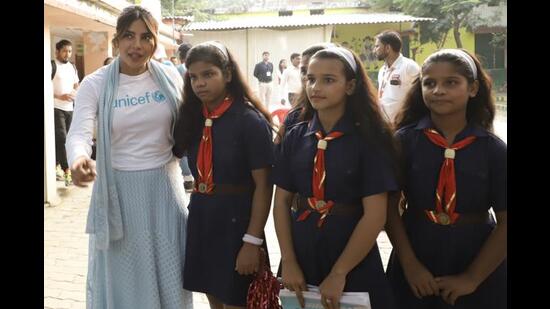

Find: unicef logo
[152,91,166,103]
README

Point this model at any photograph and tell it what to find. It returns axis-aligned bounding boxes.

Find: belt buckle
[436,212,451,225]
[198,182,208,193]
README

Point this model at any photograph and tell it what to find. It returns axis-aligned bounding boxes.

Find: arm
[385,192,440,298]
[54,93,74,101]
[253,63,260,79]
[463,211,507,283]
[437,139,507,305]
[318,193,388,307]
[66,75,99,186]
[235,168,273,275]
[247,167,273,237]
[235,114,275,275]
[274,187,307,308]
[437,211,507,305]
[280,70,289,101]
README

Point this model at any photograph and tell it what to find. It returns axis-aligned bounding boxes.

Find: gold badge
[315,200,326,210]
[436,212,451,225]
[198,183,208,193]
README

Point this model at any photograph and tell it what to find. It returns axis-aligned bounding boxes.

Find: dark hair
[55,39,72,51]
[103,57,114,66]
[278,59,286,73]
[262,51,269,56]
[290,53,300,61]
[376,31,402,53]
[275,42,340,142]
[173,43,273,154]
[297,49,395,155]
[394,49,495,132]
[112,6,158,59]
[178,43,192,62]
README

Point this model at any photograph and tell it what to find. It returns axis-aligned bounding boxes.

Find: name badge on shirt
[390,74,401,86]
[266,71,271,77]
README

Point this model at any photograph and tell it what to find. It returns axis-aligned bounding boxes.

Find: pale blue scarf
[86,57,182,250]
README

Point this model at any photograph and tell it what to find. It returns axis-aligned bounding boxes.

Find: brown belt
[292,195,363,216]
[405,208,492,226]
[193,183,253,195]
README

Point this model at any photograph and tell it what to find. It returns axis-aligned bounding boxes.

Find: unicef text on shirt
[112,91,167,108]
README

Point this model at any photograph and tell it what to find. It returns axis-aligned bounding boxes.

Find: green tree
[160,0,208,21]
[160,0,255,21]
[370,0,503,48]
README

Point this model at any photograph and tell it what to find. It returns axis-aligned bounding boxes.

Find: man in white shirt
[52,39,79,186]
[281,53,302,107]
[374,31,420,123]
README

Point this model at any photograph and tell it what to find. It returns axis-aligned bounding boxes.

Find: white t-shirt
[66,65,184,171]
[52,59,80,111]
[377,54,420,122]
[281,65,302,95]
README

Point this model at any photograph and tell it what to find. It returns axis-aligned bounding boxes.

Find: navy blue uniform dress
[386,116,507,309]
[282,107,302,129]
[273,111,398,309]
[183,99,274,306]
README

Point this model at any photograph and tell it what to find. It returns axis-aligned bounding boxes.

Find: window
[475,33,505,69]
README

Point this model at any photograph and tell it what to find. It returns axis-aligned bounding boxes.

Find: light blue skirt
[86,159,193,309]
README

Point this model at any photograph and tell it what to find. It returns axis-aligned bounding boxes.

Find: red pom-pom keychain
[247,248,282,309]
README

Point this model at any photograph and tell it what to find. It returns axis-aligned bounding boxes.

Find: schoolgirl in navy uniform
[385,49,507,309]
[273,46,398,309]
[172,41,274,309]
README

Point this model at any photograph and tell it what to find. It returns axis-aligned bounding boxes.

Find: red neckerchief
[423,128,476,225]
[297,131,344,227]
[195,96,233,194]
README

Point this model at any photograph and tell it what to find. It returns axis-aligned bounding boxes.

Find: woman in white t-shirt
[273,58,287,106]
[66,6,193,309]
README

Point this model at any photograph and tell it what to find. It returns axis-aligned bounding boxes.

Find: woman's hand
[281,259,308,308]
[70,156,96,187]
[319,272,346,309]
[436,273,479,305]
[235,242,260,276]
[402,259,440,298]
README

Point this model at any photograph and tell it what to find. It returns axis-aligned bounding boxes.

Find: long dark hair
[299,48,396,158]
[173,42,272,156]
[278,59,286,74]
[275,43,339,142]
[394,48,495,132]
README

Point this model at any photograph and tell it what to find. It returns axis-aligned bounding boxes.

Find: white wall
[45,20,60,205]
[187,26,333,105]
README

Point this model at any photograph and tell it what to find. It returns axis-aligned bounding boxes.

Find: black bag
[51,60,56,80]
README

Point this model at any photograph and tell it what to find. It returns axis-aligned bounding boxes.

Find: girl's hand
[402,259,440,298]
[435,273,479,305]
[281,259,307,308]
[235,242,260,276]
[70,156,96,187]
[319,272,346,309]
